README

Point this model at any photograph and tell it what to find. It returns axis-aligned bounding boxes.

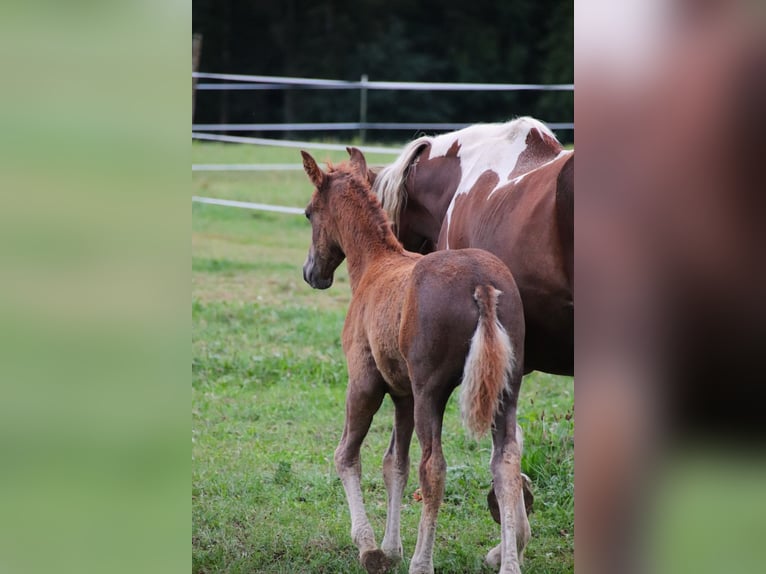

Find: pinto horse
[372,117,574,376]
[301,147,528,574]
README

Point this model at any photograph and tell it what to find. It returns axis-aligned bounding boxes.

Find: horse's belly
[440,184,573,375]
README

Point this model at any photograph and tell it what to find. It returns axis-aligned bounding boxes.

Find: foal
[301,148,528,574]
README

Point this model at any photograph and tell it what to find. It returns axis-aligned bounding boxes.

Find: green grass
[192,142,573,573]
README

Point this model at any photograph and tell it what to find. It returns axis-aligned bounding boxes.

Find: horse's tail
[460,285,516,438]
[371,136,431,232]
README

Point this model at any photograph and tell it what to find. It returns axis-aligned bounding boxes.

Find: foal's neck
[334,181,404,291]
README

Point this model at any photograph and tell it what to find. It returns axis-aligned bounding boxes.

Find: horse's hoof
[521,472,534,515]
[361,549,390,574]
[485,543,502,568]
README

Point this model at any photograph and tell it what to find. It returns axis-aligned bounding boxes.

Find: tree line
[192,0,573,142]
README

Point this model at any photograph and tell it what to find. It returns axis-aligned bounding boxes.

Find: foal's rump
[399,248,525,422]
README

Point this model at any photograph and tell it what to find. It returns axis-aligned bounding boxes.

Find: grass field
[192,142,574,573]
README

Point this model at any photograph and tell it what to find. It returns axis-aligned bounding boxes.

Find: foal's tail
[460,285,515,438]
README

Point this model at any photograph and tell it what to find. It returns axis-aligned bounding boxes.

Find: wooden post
[192,33,202,121]
[359,74,368,144]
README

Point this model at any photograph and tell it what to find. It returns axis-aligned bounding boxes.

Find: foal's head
[300,147,372,289]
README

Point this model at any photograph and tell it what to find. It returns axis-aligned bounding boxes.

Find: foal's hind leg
[409,396,449,574]
[335,379,388,573]
[381,394,414,563]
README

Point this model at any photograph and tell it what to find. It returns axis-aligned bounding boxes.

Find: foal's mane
[371,117,560,231]
[328,162,403,253]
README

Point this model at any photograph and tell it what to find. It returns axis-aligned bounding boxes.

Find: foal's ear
[346,147,369,181]
[301,150,325,188]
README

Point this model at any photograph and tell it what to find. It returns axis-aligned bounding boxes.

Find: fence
[192,72,574,142]
[193,72,574,91]
[192,73,573,207]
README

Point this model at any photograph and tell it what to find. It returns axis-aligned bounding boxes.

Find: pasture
[192,142,574,573]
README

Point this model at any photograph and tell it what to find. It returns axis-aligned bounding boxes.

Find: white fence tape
[192,132,402,155]
[192,164,303,172]
[194,72,354,87]
[194,122,362,131]
[193,196,304,215]
[193,121,574,132]
[193,72,574,92]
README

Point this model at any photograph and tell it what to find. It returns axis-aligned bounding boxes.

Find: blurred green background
[0,2,189,574]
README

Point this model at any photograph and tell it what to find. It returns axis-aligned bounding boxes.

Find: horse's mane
[371,117,559,231]
[371,136,432,232]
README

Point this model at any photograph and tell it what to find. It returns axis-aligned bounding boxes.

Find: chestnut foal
[301,148,528,574]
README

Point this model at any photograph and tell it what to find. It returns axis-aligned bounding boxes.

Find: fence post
[359,74,368,144]
[192,33,203,121]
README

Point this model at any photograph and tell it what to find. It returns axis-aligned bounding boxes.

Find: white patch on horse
[438,118,557,248]
[490,148,574,197]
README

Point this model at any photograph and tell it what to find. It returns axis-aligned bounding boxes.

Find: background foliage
[192,0,573,142]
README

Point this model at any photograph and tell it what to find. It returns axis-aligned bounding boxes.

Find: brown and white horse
[301,147,528,574]
[372,117,574,376]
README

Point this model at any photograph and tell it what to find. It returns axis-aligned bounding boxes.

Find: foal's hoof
[361,549,391,574]
[381,546,403,564]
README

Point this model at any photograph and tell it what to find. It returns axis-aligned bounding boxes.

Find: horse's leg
[335,378,388,574]
[489,403,526,574]
[381,394,414,563]
[409,396,448,574]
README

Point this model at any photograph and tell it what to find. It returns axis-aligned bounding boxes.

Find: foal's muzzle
[303,252,333,290]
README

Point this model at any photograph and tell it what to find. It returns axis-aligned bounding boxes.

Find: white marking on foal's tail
[460,285,515,438]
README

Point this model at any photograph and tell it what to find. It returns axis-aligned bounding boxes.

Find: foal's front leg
[335,377,388,573]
